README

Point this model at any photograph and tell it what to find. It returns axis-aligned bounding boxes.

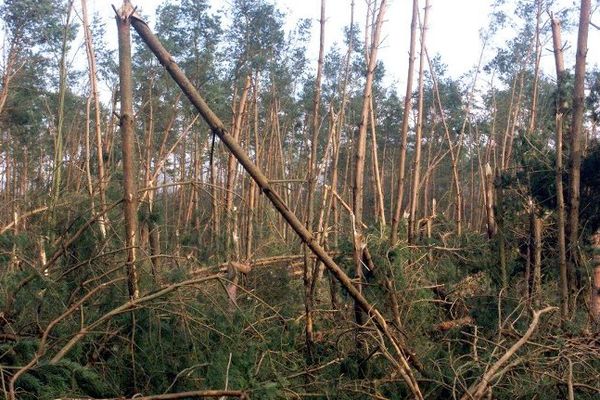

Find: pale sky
[91,0,600,92]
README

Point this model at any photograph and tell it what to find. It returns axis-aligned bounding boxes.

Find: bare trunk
[532,210,542,307]
[528,0,542,134]
[550,13,570,319]
[568,0,591,286]
[225,77,251,255]
[303,0,326,363]
[82,0,108,239]
[408,0,429,243]
[484,164,496,239]
[496,171,507,290]
[51,0,74,211]
[591,229,600,323]
[352,0,387,361]
[117,1,140,299]
[391,0,419,245]
[369,97,386,229]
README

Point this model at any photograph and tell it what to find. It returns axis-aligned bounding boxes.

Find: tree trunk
[568,0,591,287]
[532,210,542,307]
[51,0,75,212]
[225,76,251,255]
[369,97,386,229]
[591,229,600,323]
[484,163,496,239]
[408,0,430,243]
[496,171,507,290]
[117,1,140,299]
[550,13,570,320]
[528,0,542,135]
[303,0,326,363]
[391,0,419,245]
[352,0,387,374]
[81,0,108,240]
[130,15,423,398]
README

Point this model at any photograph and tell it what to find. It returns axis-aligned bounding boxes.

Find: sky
[91,0,600,92]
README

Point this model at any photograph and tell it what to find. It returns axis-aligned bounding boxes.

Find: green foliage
[14,361,114,400]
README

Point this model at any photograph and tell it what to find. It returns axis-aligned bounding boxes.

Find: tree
[391,0,419,245]
[117,0,140,299]
[408,0,430,243]
[567,0,591,288]
[550,12,570,319]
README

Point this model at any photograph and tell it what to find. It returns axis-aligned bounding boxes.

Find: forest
[0,0,599,398]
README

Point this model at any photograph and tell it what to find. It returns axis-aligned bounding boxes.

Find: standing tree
[408,0,430,243]
[303,0,326,363]
[568,0,591,289]
[351,0,387,375]
[116,0,139,299]
[550,13,570,319]
[391,0,419,245]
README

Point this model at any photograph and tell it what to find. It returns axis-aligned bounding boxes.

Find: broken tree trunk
[128,11,423,399]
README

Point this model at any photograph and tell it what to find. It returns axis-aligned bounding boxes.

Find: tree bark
[352,0,387,375]
[484,163,496,239]
[391,0,419,245]
[568,0,591,286]
[117,1,140,299]
[226,76,251,256]
[532,210,542,307]
[303,0,326,363]
[81,0,108,239]
[408,0,430,243]
[591,229,600,323]
[369,97,386,229]
[50,0,75,211]
[550,13,570,319]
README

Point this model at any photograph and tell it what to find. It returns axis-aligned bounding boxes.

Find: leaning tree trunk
[128,10,423,398]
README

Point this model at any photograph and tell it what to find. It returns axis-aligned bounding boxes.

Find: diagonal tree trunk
[130,14,422,398]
